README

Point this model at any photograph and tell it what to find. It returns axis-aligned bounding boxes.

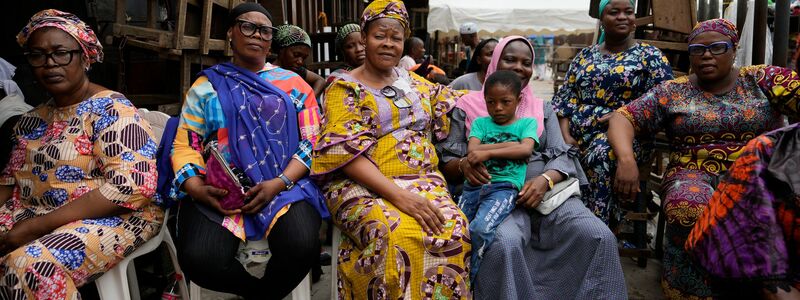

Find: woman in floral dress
[0,10,163,298]
[552,0,673,223]
[609,18,800,299]
[311,0,470,298]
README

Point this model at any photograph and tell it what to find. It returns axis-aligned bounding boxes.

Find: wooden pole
[698,0,709,21]
[753,0,767,64]
[774,0,790,66]
[708,0,720,19]
[737,0,748,34]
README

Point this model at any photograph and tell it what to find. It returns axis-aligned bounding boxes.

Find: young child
[460,70,539,280]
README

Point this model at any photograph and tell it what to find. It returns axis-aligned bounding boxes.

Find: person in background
[552,35,577,63]
[0,58,32,172]
[170,3,328,298]
[532,35,548,80]
[0,9,164,298]
[273,24,326,99]
[449,38,498,91]
[607,18,799,300]
[398,36,425,70]
[685,123,800,300]
[459,22,480,73]
[328,23,365,84]
[552,0,673,225]
[312,0,471,298]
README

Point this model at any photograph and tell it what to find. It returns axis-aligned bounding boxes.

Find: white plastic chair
[331,227,342,299]
[93,108,188,300]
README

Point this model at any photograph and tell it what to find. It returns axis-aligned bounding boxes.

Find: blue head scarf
[598,0,636,44]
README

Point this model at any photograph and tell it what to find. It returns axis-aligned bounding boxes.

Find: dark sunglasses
[24,49,82,68]
[688,41,733,56]
[381,86,412,108]
[236,19,277,40]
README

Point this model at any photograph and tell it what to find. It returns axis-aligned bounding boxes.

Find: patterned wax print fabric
[171,63,322,241]
[617,65,800,299]
[686,123,800,298]
[17,9,103,64]
[552,42,674,223]
[0,90,164,299]
[312,68,471,299]
[469,116,539,189]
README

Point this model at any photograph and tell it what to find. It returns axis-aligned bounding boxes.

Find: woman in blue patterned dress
[552,0,673,223]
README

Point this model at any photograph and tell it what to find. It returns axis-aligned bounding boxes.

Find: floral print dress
[312,68,471,299]
[0,90,163,299]
[552,42,674,223]
[618,65,800,299]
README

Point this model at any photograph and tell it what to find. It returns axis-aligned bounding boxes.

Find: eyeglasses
[381,86,412,108]
[236,19,277,40]
[24,49,82,67]
[688,41,733,56]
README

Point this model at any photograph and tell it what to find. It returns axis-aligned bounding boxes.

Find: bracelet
[277,173,295,191]
[540,173,554,190]
[458,158,466,175]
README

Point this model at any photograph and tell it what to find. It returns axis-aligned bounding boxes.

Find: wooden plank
[640,39,687,51]
[126,39,183,56]
[651,0,695,34]
[115,24,172,47]
[174,0,188,50]
[146,0,157,28]
[635,16,655,26]
[116,0,127,24]
[199,0,213,54]
[180,54,192,97]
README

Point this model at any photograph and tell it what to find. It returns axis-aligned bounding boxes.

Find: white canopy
[427,0,597,37]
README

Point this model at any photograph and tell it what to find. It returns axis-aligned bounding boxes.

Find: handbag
[535,177,581,215]
[204,140,254,210]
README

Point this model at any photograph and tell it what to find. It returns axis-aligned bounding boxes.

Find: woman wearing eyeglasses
[170,3,328,298]
[0,10,164,298]
[311,0,471,298]
[608,18,800,300]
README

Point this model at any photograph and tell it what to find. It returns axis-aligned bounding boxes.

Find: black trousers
[176,200,321,300]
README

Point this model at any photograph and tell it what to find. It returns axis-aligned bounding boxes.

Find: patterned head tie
[360,0,410,38]
[274,24,312,51]
[17,9,103,64]
[336,23,362,50]
[689,18,739,47]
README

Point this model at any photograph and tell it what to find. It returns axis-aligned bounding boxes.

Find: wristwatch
[278,173,295,191]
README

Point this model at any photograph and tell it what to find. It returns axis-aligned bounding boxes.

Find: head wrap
[455,36,544,137]
[466,38,498,74]
[360,0,410,38]
[17,9,103,64]
[688,18,739,46]
[228,2,273,27]
[274,25,312,51]
[460,22,478,35]
[597,0,636,44]
[336,23,361,50]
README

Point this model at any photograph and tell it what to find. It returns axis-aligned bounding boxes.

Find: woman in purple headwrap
[608,18,800,299]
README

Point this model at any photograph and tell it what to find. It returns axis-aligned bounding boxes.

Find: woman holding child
[438,35,627,299]
[311,0,471,298]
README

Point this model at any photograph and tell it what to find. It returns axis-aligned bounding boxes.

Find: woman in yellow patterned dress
[311,1,471,298]
[0,10,163,298]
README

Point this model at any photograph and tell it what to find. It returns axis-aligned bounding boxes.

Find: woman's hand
[461,158,491,186]
[390,189,445,235]
[183,177,240,215]
[614,159,640,202]
[242,178,285,214]
[517,176,549,208]
[0,218,48,255]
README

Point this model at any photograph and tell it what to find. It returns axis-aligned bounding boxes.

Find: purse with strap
[204,140,254,210]
[535,177,581,215]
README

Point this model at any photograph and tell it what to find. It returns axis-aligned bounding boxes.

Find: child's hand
[467,150,491,165]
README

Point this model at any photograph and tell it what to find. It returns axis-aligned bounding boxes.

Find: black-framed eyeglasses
[688,41,733,56]
[24,49,82,68]
[381,86,412,108]
[236,19,277,40]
